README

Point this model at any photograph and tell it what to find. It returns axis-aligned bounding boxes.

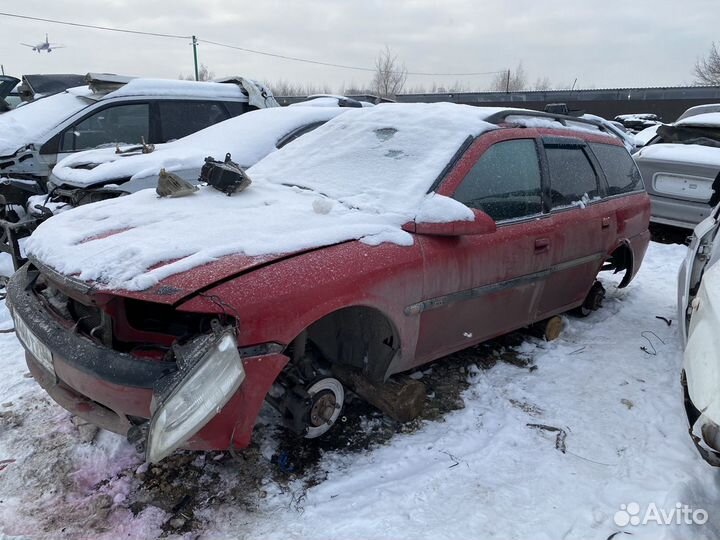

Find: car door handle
[601,216,611,229]
[534,238,550,252]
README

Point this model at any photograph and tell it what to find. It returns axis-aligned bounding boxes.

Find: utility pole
[192,35,199,81]
[505,69,511,93]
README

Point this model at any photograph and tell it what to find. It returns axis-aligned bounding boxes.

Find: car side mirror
[402,208,496,236]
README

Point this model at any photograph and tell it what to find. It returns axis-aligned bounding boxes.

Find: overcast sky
[0,0,718,92]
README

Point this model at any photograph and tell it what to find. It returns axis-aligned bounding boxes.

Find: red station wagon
[7,104,650,463]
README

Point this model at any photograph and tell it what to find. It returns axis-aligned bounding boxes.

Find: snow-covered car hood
[675,112,720,128]
[27,103,496,295]
[51,106,350,189]
[0,86,92,156]
[634,143,720,168]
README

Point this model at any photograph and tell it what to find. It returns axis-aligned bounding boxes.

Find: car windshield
[249,103,498,215]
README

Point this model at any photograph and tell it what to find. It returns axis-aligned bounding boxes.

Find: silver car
[634,112,720,229]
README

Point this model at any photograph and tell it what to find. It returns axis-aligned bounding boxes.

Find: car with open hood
[7,103,650,464]
[634,111,720,229]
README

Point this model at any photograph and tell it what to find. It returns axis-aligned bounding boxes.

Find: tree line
[180,43,720,99]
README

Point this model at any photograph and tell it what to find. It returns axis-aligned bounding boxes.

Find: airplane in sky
[20,34,65,53]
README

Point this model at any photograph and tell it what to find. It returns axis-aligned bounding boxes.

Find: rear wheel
[571,280,605,317]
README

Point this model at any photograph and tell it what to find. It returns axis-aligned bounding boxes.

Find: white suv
[0,74,277,185]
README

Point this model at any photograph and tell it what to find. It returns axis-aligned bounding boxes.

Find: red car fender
[178,240,425,373]
[184,353,289,451]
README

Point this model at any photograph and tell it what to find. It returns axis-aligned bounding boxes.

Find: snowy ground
[1,241,719,540]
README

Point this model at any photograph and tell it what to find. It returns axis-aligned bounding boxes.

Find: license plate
[13,312,55,376]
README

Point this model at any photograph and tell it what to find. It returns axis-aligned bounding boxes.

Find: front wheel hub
[305,378,344,439]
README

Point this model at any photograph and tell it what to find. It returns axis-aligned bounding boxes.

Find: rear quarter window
[545,146,599,208]
[589,143,644,195]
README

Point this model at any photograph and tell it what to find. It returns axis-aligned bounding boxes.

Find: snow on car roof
[675,112,720,128]
[52,106,350,188]
[102,78,246,100]
[635,143,720,168]
[27,103,494,291]
[0,86,93,156]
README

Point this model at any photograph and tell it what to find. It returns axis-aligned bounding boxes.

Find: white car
[679,202,720,465]
[0,75,277,183]
[47,105,351,205]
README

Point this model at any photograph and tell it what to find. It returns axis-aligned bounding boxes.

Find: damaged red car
[7,103,650,463]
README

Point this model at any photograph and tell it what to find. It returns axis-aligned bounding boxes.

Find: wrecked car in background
[0,74,276,185]
[678,199,720,465]
[7,104,650,463]
[0,73,278,265]
[46,105,352,209]
[634,111,720,229]
[614,113,661,132]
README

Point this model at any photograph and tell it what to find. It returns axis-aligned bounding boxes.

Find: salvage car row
[1,74,718,468]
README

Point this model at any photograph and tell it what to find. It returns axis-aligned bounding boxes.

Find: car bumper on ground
[7,264,288,460]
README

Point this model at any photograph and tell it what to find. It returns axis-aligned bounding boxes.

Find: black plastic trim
[8,264,177,388]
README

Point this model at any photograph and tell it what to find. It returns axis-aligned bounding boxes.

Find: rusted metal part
[333,365,425,423]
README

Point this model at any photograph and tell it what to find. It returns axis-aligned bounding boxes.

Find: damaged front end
[7,261,288,463]
[140,323,245,463]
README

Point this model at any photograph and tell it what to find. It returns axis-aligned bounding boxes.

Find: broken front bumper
[7,264,288,458]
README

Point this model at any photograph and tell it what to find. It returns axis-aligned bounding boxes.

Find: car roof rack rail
[484,109,597,128]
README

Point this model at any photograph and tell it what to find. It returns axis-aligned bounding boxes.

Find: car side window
[545,146,599,208]
[158,101,229,141]
[60,104,150,152]
[589,143,644,195]
[452,139,543,222]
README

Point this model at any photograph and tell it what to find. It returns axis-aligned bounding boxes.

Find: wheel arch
[288,304,401,383]
[605,239,635,289]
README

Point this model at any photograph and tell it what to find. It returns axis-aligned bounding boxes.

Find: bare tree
[371,45,408,98]
[266,80,333,97]
[489,62,528,92]
[533,76,552,91]
[695,42,720,85]
[179,63,215,81]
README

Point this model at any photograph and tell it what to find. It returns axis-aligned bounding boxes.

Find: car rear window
[158,101,229,141]
[545,146,599,208]
[452,139,543,221]
[589,143,644,195]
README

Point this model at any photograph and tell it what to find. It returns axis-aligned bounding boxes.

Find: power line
[199,39,506,77]
[0,10,506,77]
[0,11,191,39]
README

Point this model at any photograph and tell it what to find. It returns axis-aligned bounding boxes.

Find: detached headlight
[146,327,245,463]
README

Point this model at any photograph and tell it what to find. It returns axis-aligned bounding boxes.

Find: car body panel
[634,145,720,229]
